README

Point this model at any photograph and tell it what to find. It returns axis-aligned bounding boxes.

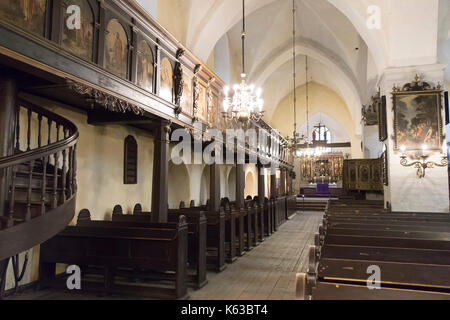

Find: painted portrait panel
[210,94,218,128]
[394,92,442,150]
[137,40,154,93]
[62,0,94,61]
[197,84,207,121]
[160,57,173,102]
[105,19,128,79]
[0,0,47,37]
[180,72,193,115]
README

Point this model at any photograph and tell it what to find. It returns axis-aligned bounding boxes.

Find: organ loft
[0,0,449,303]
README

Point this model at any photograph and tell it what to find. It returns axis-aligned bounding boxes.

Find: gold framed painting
[393,90,443,151]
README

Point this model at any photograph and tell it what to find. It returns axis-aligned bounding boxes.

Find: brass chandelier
[288,0,308,155]
[222,0,264,124]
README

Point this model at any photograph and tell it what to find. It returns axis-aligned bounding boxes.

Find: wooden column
[236,164,245,255]
[280,168,286,196]
[270,169,278,231]
[50,0,62,43]
[130,26,138,84]
[210,162,225,270]
[210,163,220,213]
[97,1,106,66]
[0,77,17,220]
[236,164,245,208]
[257,163,265,242]
[270,170,277,199]
[151,119,171,222]
[257,164,265,205]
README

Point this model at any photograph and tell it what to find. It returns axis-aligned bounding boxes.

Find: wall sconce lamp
[399,145,448,179]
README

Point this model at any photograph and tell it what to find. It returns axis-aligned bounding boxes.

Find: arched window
[105,19,128,79]
[0,0,48,37]
[124,136,138,184]
[312,123,332,153]
[312,124,331,143]
[62,0,94,61]
[137,40,154,92]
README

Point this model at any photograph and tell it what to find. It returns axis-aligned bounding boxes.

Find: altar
[316,183,330,195]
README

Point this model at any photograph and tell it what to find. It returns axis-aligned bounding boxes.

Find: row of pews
[296,200,450,300]
[39,196,298,299]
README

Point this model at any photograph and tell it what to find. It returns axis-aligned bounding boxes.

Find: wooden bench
[39,216,189,299]
[168,207,227,272]
[296,200,450,299]
[107,208,207,289]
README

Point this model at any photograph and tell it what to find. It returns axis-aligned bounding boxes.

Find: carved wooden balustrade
[0,99,79,261]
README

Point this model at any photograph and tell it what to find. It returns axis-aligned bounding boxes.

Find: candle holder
[399,146,448,179]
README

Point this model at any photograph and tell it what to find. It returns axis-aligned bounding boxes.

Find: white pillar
[380,64,449,212]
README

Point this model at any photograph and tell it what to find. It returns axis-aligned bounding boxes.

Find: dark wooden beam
[151,119,171,223]
[87,110,153,125]
[236,164,245,209]
[270,170,277,199]
[210,163,220,213]
[280,168,286,196]
[257,163,265,205]
[296,142,352,149]
[0,77,17,222]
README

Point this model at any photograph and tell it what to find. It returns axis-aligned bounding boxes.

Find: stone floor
[7,211,323,300]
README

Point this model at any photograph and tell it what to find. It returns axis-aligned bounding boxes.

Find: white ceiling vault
[136,0,448,144]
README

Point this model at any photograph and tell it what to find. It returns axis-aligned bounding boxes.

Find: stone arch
[168,161,190,209]
[244,171,256,198]
[200,165,210,206]
[227,166,236,201]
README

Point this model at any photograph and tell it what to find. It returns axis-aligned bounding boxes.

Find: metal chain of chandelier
[222,0,264,124]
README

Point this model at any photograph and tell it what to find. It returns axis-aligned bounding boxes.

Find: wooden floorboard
[190,210,322,300]
[6,211,323,300]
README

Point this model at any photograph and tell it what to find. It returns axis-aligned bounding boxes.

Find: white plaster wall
[244,164,258,198]
[363,125,383,159]
[135,0,158,18]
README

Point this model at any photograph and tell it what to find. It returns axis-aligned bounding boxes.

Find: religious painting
[137,40,154,93]
[105,19,128,79]
[160,57,173,102]
[62,0,94,61]
[393,91,443,151]
[210,94,218,128]
[0,0,47,37]
[197,83,208,122]
[180,71,193,115]
[378,95,387,141]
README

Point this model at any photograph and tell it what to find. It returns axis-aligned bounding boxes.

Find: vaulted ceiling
[135,0,449,142]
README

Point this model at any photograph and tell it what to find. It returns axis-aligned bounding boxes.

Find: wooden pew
[39,216,189,299]
[263,198,273,236]
[168,207,227,272]
[221,202,238,262]
[297,200,450,300]
[108,209,207,289]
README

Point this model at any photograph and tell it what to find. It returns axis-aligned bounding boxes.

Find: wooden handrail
[0,99,79,169]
